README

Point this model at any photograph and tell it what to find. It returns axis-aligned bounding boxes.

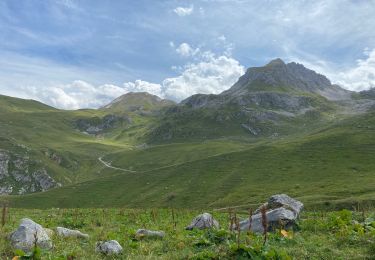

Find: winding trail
[98,157,137,173]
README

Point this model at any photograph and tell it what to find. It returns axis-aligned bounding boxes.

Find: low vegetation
[0,208,374,259]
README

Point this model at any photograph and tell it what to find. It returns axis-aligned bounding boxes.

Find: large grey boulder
[238,194,303,232]
[186,213,219,230]
[135,229,165,239]
[9,218,53,252]
[56,227,89,239]
[95,240,123,255]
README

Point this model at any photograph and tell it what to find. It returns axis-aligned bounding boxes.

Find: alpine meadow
[1,1,375,259]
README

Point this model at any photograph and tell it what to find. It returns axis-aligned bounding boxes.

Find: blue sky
[1,0,375,109]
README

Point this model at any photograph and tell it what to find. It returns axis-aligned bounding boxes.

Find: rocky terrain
[0,149,61,195]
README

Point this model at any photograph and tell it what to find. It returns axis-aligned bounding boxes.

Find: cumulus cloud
[173,5,194,16]
[162,53,245,100]
[21,80,127,110]
[123,80,163,98]
[335,48,375,91]
[175,43,200,57]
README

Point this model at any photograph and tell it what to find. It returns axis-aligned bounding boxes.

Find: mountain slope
[7,108,375,209]
[147,59,353,143]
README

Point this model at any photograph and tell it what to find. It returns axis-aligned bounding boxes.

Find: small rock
[9,218,53,253]
[186,213,219,230]
[56,227,89,239]
[95,240,123,255]
[135,229,165,239]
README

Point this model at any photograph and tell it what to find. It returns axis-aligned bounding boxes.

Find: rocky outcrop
[0,149,61,195]
[95,240,123,255]
[75,114,131,135]
[186,213,220,230]
[56,227,89,239]
[135,229,165,239]
[237,194,303,232]
[9,218,53,253]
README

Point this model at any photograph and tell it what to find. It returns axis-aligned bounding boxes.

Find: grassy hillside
[5,110,375,209]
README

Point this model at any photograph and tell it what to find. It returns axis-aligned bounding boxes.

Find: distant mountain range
[1,58,375,209]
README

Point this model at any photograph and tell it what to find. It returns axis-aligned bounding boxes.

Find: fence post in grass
[260,206,268,246]
[2,203,8,227]
[171,208,176,231]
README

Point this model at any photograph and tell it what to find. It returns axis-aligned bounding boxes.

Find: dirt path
[98,157,137,173]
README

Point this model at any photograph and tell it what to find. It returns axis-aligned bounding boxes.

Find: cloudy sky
[1,0,375,109]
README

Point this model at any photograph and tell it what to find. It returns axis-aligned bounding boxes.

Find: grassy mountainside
[5,109,375,209]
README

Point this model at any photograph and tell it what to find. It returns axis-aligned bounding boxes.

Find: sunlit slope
[8,110,375,209]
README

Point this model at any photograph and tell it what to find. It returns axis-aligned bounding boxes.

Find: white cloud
[173,5,194,16]
[19,80,127,110]
[123,80,163,98]
[335,49,375,91]
[175,43,200,57]
[162,54,245,100]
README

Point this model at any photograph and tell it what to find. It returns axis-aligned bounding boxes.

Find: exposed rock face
[135,229,165,239]
[186,213,220,230]
[9,218,53,253]
[238,194,303,232]
[0,149,61,195]
[75,114,131,135]
[56,227,89,239]
[95,240,123,255]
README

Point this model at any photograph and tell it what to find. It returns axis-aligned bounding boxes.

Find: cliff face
[0,149,61,195]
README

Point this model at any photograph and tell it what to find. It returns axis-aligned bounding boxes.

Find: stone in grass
[56,227,89,239]
[185,213,219,230]
[9,218,53,253]
[95,240,123,255]
[238,194,303,232]
[135,229,165,240]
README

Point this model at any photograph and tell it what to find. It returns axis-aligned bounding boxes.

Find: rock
[185,213,219,230]
[9,218,53,253]
[95,240,123,255]
[56,227,89,239]
[135,229,165,239]
[238,194,303,232]
[43,228,55,238]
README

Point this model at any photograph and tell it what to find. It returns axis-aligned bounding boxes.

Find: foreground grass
[0,208,374,259]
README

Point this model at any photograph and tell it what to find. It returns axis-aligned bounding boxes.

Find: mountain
[1,58,375,210]
[102,92,175,113]
[147,59,359,142]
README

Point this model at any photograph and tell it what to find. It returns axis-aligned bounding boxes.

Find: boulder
[185,213,219,230]
[56,227,89,239]
[135,229,165,239]
[238,194,303,232]
[95,240,123,255]
[9,218,53,253]
[43,228,55,238]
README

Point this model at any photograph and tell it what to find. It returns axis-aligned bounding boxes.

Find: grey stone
[186,213,219,230]
[56,227,89,239]
[238,194,303,233]
[95,240,123,255]
[9,218,52,253]
[135,229,165,239]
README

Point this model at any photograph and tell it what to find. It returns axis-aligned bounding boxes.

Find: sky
[1,0,375,109]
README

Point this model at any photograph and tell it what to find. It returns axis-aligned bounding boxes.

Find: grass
[0,208,374,259]
[5,110,375,210]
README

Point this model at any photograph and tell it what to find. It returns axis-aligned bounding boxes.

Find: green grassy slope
[6,110,375,209]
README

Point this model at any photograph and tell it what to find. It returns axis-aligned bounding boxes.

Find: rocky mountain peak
[266,58,286,67]
[224,59,351,100]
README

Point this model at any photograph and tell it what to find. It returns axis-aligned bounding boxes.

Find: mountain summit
[224,58,351,101]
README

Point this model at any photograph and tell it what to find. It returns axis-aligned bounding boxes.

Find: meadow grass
[0,208,374,259]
